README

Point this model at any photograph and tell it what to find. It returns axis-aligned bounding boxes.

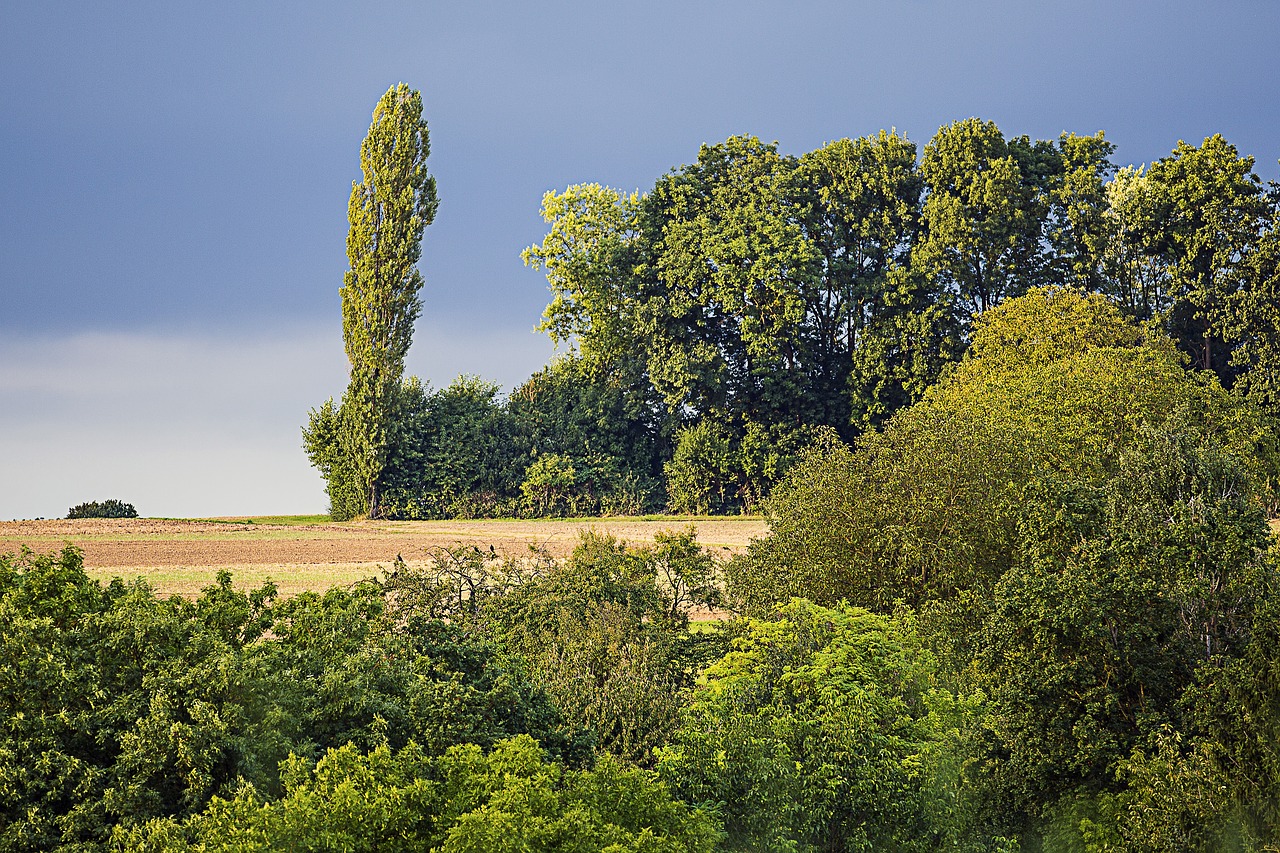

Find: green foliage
[0,546,582,850]
[0,548,276,848]
[309,118,1280,521]
[66,499,138,519]
[372,360,664,520]
[518,453,577,517]
[379,376,521,519]
[664,420,817,515]
[524,132,962,509]
[727,286,1280,849]
[967,432,1269,824]
[915,118,1059,320]
[735,287,1277,615]
[1128,135,1267,382]
[124,736,721,852]
[664,420,737,515]
[475,530,725,765]
[1220,186,1280,420]
[302,397,364,521]
[657,598,981,853]
[327,83,438,519]
[519,122,1279,519]
[507,355,665,515]
[522,183,645,372]
[963,286,1147,366]
[1182,554,1280,847]
[1095,164,1174,321]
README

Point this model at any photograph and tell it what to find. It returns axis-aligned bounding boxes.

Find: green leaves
[741,287,1276,615]
[1130,135,1267,381]
[657,599,969,853]
[328,83,438,519]
[474,531,722,765]
[916,119,1056,321]
[0,546,589,849]
[128,737,720,853]
[524,131,959,505]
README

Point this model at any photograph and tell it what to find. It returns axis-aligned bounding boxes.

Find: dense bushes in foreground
[0,548,587,850]
[12,291,1280,850]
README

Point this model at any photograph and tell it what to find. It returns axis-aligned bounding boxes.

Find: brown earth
[0,517,770,598]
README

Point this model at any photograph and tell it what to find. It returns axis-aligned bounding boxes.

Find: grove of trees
[23,100,1270,849]
[307,116,1280,521]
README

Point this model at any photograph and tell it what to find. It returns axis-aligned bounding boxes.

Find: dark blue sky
[3,1,1279,518]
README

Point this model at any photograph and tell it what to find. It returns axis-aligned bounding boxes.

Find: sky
[3,0,1279,519]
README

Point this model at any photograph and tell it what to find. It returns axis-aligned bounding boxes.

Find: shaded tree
[1136,135,1267,382]
[657,598,983,853]
[915,118,1059,323]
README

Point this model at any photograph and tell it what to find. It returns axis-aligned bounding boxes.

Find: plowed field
[0,517,769,598]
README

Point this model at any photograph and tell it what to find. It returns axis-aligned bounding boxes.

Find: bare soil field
[0,517,770,598]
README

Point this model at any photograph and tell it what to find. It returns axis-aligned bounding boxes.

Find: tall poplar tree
[339,83,438,518]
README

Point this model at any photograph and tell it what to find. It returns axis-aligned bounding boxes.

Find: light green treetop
[339,83,438,518]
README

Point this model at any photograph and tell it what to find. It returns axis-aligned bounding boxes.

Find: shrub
[664,420,737,514]
[66,499,138,519]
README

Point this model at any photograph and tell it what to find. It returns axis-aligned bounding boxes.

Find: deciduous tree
[338,83,438,518]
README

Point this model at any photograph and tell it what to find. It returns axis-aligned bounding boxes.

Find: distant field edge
[167,513,765,526]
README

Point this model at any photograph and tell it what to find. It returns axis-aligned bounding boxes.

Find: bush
[66,499,138,519]
[664,420,738,514]
[125,736,722,852]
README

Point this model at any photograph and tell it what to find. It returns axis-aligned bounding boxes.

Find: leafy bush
[312,357,666,521]
[124,736,722,852]
[733,287,1279,615]
[480,531,724,765]
[519,452,577,516]
[664,420,738,514]
[66,498,137,519]
[657,598,983,853]
[0,546,585,849]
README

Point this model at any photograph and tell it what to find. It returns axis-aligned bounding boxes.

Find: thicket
[308,119,1280,520]
[0,529,725,851]
[8,292,1280,848]
[719,290,1280,849]
[66,499,137,519]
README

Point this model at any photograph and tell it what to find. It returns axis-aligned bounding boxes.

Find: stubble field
[0,516,770,598]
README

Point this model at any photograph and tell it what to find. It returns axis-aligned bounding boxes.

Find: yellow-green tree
[338,83,438,518]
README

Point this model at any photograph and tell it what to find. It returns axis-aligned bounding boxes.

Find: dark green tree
[915,118,1059,323]
[1220,182,1280,419]
[66,498,138,519]
[377,376,519,519]
[507,356,665,515]
[525,133,962,508]
[968,421,1277,845]
[334,83,438,519]
[1135,135,1267,383]
[795,131,960,429]
[1046,130,1118,291]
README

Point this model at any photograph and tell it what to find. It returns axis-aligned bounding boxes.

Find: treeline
[309,118,1280,520]
[8,291,1280,850]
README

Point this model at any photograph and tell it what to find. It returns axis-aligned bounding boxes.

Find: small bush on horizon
[67,498,138,519]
